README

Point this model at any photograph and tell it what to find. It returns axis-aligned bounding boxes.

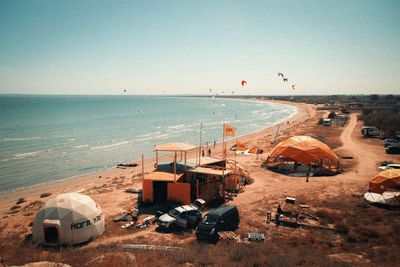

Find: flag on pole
[223,124,237,137]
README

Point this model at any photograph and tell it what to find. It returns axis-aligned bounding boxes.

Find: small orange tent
[266,136,339,170]
[248,147,263,154]
[369,169,400,194]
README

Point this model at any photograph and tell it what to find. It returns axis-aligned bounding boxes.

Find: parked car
[322,119,332,126]
[386,146,400,154]
[195,205,240,241]
[157,199,205,229]
[378,164,400,170]
[383,138,400,147]
[361,126,380,137]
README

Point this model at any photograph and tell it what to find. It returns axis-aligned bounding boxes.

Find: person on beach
[131,207,139,221]
[306,169,310,182]
[202,150,205,157]
[213,140,216,147]
[208,148,211,156]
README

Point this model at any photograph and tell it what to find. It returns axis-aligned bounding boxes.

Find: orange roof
[269,136,339,165]
[155,143,197,152]
[369,169,400,194]
[144,171,184,182]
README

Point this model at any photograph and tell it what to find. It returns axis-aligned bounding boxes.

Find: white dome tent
[32,193,105,245]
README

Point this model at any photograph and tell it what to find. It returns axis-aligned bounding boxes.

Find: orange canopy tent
[248,147,263,154]
[266,136,340,170]
[369,169,400,194]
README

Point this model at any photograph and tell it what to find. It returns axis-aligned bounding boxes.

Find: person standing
[208,148,211,157]
[306,169,310,182]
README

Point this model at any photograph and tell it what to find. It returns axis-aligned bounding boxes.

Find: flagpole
[199,122,203,166]
[234,137,237,174]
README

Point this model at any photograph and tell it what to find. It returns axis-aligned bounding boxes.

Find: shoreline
[0,96,295,194]
[0,99,310,212]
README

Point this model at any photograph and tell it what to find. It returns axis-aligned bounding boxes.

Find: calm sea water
[0,95,296,192]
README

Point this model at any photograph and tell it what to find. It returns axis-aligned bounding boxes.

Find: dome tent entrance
[33,193,105,246]
[265,136,340,175]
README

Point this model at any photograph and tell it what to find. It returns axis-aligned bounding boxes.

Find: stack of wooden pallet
[218,231,241,242]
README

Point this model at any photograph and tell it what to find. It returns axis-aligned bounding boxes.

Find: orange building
[142,143,237,205]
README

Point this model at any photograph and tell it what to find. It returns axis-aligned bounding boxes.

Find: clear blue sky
[0,0,399,95]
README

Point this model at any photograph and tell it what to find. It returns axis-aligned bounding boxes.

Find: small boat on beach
[117,163,138,168]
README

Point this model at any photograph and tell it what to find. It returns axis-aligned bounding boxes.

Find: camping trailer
[361,126,380,137]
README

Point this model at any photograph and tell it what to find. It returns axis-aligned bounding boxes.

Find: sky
[0,0,399,95]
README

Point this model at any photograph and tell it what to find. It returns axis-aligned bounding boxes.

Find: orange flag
[223,124,237,137]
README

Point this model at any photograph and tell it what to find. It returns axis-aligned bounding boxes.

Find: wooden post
[222,123,225,177]
[174,151,177,183]
[155,150,158,169]
[234,138,237,176]
[196,179,199,199]
[199,123,203,166]
[141,154,144,180]
[184,152,187,171]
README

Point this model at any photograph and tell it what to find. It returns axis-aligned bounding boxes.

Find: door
[44,225,59,244]
[153,181,168,202]
[176,211,188,228]
[186,210,200,227]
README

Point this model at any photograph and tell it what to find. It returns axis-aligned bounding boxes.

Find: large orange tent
[266,135,340,171]
[369,169,400,194]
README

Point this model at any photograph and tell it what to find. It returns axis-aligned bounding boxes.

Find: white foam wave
[135,136,154,142]
[137,133,153,138]
[74,144,89,148]
[2,137,43,142]
[91,141,130,150]
[168,124,186,129]
[14,151,41,159]
[154,133,170,139]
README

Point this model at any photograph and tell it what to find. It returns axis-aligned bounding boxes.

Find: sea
[0,95,297,192]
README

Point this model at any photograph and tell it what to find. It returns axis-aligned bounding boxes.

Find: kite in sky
[292,85,296,90]
[241,80,247,86]
[278,72,288,82]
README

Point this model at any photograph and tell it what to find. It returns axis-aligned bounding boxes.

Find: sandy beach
[1,98,399,266]
[0,98,308,212]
